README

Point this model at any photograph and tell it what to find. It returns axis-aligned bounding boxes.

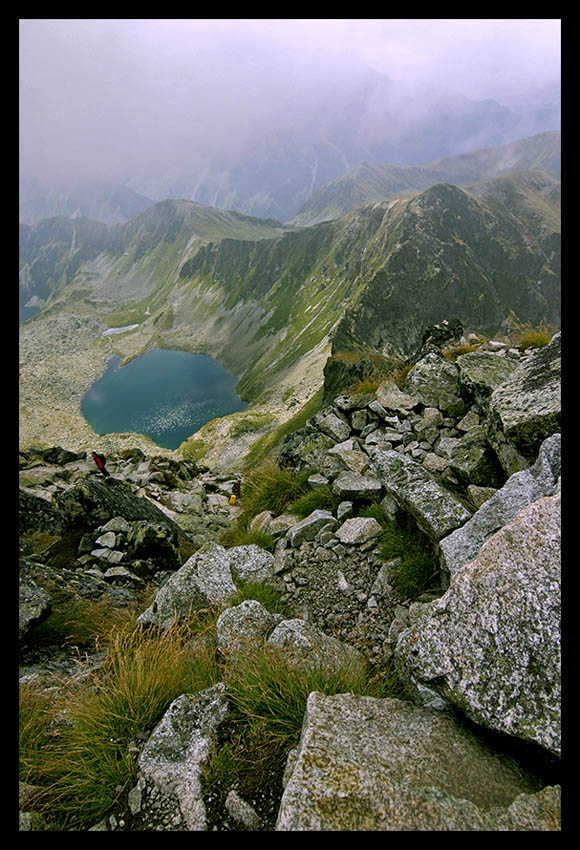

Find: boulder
[335,517,383,545]
[404,353,464,414]
[136,684,230,830]
[216,599,282,655]
[456,351,519,412]
[439,433,560,587]
[227,544,275,584]
[276,692,558,831]
[137,544,237,629]
[249,511,301,539]
[375,380,420,415]
[19,574,52,641]
[19,489,64,536]
[53,477,181,534]
[396,493,561,757]
[312,410,351,443]
[279,427,335,471]
[286,510,338,547]
[370,448,472,542]
[126,521,180,570]
[267,619,366,678]
[487,333,561,475]
[437,425,505,488]
[331,471,383,500]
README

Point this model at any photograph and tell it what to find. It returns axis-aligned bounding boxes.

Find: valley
[19,134,560,470]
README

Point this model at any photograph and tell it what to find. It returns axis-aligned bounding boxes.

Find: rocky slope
[19,328,561,831]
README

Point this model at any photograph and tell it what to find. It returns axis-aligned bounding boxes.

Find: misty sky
[19,18,561,189]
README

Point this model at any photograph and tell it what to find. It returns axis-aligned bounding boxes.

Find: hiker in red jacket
[91,451,110,478]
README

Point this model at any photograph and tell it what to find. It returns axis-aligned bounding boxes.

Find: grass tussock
[509,319,558,351]
[220,463,314,550]
[229,579,295,618]
[286,484,340,518]
[377,519,439,600]
[223,641,386,745]
[20,618,219,829]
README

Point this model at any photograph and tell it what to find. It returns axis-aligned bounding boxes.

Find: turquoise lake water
[81,349,248,450]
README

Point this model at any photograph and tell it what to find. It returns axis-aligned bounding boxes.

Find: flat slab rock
[276,692,559,831]
[487,333,561,474]
[370,448,472,541]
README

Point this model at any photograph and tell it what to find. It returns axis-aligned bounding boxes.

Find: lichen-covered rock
[375,380,420,415]
[54,477,181,534]
[276,693,557,831]
[456,350,519,412]
[335,517,383,545]
[126,521,180,570]
[439,433,560,587]
[370,448,472,541]
[396,493,561,756]
[286,510,338,547]
[137,684,231,830]
[216,599,282,655]
[137,543,237,629]
[487,333,561,474]
[439,424,505,488]
[312,410,351,442]
[267,619,366,678]
[19,574,52,641]
[403,353,464,414]
[227,544,275,584]
[331,470,383,500]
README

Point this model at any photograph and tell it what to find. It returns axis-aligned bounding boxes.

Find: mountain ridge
[292,131,560,226]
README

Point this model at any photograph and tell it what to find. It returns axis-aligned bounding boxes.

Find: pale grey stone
[312,410,351,442]
[227,544,275,584]
[95,530,117,548]
[225,790,263,830]
[138,684,231,831]
[331,470,383,500]
[337,500,353,521]
[370,448,472,542]
[276,693,556,831]
[439,434,560,586]
[397,493,561,756]
[308,473,329,489]
[404,354,461,411]
[216,599,282,655]
[375,380,420,414]
[422,452,449,473]
[137,543,237,629]
[487,333,560,474]
[286,510,338,547]
[335,516,383,545]
[267,619,365,677]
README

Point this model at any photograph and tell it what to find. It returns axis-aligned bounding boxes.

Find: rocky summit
[18,327,561,831]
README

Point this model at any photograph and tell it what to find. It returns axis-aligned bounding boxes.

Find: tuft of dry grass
[509,320,558,351]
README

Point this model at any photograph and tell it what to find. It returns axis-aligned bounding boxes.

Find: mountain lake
[81,349,248,450]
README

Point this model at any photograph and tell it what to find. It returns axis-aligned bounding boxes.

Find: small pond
[81,349,248,450]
